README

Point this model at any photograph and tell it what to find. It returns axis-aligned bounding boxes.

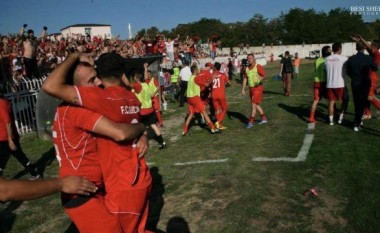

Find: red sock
[249,117,255,123]
[261,114,267,121]
[208,122,216,129]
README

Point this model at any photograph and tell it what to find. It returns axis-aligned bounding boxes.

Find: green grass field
[1,60,380,233]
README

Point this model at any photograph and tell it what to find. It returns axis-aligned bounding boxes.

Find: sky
[1,0,379,39]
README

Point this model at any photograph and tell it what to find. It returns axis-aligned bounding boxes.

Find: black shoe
[158,142,167,150]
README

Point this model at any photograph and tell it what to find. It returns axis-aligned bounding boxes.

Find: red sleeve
[195,71,212,87]
[194,75,206,87]
[132,82,142,94]
[257,65,265,77]
[0,100,11,124]
[70,105,102,132]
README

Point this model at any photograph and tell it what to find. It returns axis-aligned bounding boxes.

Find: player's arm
[143,62,149,81]
[279,62,283,75]
[19,24,27,37]
[153,78,160,96]
[39,26,48,39]
[42,53,89,105]
[353,34,373,55]
[93,116,146,142]
[6,122,16,151]
[0,176,97,202]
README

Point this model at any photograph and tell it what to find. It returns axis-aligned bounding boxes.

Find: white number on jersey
[213,77,221,88]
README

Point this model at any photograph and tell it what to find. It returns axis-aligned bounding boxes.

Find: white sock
[329,115,334,122]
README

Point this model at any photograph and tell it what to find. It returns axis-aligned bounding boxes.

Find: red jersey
[370,48,380,76]
[75,86,151,211]
[53,104,103,184]
[0,98,12,141]
[211,70,229,98]
[195,69,212,90]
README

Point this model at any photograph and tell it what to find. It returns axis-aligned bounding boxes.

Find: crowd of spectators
[0,25,245,87]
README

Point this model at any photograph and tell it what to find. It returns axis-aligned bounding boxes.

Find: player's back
[53,103,102,184]
[212,71,228,97]
[76,85,150,194]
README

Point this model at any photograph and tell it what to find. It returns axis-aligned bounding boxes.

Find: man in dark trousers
[346,42,378,131]
[0,88,40,179]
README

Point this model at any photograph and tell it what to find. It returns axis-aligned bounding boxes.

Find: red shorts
[249,85,264,104]
[212,95,227,113]
[313,82,327,101]
[65,196,120,233]
[116,186,151,233]
[327,87,344,101]
[187,96,206,114]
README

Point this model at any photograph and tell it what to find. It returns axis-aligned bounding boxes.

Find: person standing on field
[241,54,268,129]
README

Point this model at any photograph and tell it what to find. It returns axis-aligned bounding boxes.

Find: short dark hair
[356,42,366,51]
[332,42,342,53]
[321,46,331,58]
[214,62,221,71]
[95,52,125,80]
[190,65,198,74]
[27,29,34,34]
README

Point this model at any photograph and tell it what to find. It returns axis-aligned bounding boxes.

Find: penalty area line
[174,158,229,166]
[252,123,314,162]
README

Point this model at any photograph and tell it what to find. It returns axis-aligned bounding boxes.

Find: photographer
[240,58,248,83]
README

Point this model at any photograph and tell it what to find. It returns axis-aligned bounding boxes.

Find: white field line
[252,123,315,162]
[252,134,314,162]
[164,123,314,166]
[174,158,229,166]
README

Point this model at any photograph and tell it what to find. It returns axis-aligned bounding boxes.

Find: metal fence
[4,77,46,135]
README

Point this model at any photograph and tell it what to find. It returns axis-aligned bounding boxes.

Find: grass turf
[1,60,380,233]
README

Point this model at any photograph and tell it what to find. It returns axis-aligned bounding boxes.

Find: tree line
[137,7,380,47]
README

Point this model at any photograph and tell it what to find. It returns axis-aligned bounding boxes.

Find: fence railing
[4,77,46,135]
